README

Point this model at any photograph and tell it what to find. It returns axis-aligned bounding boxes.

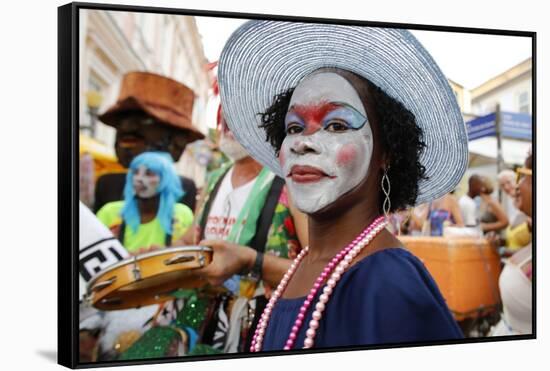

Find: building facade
[449,79,477,123]
[78,9,212,149]
[460,58,532,194]
[470,58,532,116]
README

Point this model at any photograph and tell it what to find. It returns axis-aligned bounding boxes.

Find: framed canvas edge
[58,1,537,369]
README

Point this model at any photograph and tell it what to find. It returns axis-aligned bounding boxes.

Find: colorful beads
[302,221,386,348]
[251,216,387,352]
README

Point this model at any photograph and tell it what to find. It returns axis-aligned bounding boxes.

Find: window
[82,73,105,138]
[88,74,102,93]
[518,91,530,114]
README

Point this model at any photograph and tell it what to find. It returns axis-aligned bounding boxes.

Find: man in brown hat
[94,72,205,212]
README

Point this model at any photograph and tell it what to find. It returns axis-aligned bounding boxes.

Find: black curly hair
[258,71,427,212]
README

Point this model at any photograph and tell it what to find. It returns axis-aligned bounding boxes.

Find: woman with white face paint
[218,21,469,350]
[96,151,194,254]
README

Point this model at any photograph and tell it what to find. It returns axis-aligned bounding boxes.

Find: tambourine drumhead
[87,246,213,311]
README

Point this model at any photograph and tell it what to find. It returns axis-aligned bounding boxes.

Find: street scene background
[77,7,533,363]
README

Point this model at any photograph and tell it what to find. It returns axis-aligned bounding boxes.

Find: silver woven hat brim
[218,20,468,205]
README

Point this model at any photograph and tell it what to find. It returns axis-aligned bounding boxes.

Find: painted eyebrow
[284,111,305,129]
[284,102,368,130]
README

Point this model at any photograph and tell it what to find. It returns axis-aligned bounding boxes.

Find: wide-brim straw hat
[218,20,468,205]
[99,71,205,142]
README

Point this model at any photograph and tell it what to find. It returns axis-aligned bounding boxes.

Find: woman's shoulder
[173,203,194,223]
[345,247,443,304]
[96,201,124,224]
[97,200,124,213]
[171,203,194,240]
[339,247,463,340]
[352,247,426,278]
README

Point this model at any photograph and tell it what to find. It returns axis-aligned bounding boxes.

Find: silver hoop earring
[381,167,391,218]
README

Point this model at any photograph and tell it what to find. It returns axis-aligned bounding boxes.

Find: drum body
[87,246,212,310]
[399,237,501,321]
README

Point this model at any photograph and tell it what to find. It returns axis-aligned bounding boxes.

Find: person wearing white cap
[217,20,468,351]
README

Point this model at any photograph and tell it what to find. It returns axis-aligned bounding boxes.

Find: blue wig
[121,152,184,235]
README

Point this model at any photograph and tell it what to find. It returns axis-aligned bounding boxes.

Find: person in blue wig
[97,151,194,254]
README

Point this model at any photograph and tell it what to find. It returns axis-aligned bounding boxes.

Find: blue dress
[261,248,463,350]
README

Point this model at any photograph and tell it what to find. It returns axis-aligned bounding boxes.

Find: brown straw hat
[99,71,205,141]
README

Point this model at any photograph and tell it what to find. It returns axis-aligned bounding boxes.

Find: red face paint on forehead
[290,102,340,135]
[336,144,358,167]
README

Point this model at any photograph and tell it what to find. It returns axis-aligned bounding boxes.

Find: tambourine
[87,246,213,310]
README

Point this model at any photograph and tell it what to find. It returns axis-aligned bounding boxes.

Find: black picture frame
[58,2,536,369]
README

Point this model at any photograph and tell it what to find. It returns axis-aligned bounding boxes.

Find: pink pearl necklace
[250,216,387,352]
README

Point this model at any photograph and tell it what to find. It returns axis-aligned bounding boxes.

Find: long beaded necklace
[250,216,388,352]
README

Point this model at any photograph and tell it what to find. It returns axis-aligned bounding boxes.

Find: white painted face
[132,165,161,199]
[279,72,374,214]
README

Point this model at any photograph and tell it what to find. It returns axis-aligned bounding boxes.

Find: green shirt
[96,201,193,253]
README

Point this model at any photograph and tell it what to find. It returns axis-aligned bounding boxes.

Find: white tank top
[498,245,532,334]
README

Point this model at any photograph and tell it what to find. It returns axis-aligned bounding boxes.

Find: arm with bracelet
[195,240,291,288]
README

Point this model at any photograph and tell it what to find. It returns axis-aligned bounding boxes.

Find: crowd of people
[78,20,533,362]
[395,169,531,250]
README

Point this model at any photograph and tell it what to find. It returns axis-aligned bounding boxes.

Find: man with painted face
[218,21,467,350]
[94,72,204,213]
[174,105,307,354]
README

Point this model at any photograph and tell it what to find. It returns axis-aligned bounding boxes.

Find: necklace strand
[250,216,387,352]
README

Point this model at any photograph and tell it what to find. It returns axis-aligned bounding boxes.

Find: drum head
[89,246,213,310]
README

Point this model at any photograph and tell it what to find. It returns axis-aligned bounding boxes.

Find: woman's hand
[485,232,515,258]
[485,231,501,250]
[195,240,256,286]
